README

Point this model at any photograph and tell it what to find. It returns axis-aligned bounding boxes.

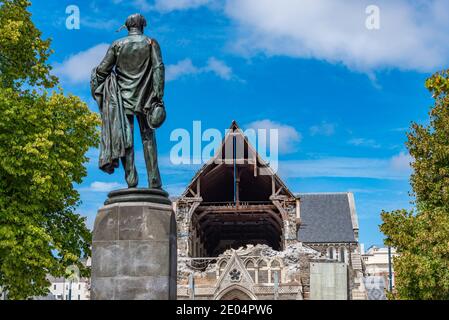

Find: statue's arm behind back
[96,44,117,80]
[90,43,117,103]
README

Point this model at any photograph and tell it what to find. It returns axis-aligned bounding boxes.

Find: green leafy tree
[0,0,100,299]
[380,70,449,300]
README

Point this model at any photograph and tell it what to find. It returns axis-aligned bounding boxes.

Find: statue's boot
[122,147,138,188]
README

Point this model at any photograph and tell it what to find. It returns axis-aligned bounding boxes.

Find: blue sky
[28,0,449,248]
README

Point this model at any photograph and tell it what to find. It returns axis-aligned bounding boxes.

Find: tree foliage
[380,70,449,300]
[0,0,100,299]
[0,0,56,89]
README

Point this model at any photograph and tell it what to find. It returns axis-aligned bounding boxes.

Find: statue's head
[125,13,147,32]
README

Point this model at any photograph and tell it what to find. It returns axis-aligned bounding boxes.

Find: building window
[245,260,256,282]
[78,284,81,290]
[327,247,336,260]
[53,284,56,290]
[258,260,269,284]
[270,260,281,284]
[229,269,242,282]
[340,247,347,263]
[218,260,227,277]
[78,294,81,300]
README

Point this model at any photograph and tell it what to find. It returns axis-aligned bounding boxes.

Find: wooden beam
[254,153,258,177]
[204,162,224,178]
[195,207,284,232]
[188,188,197,198]
[203,226,280,239]
[197,204,277,213]
[200,217,283,236]
[272,200,288,221]
[187,201,201,221]
[275,187,283,196]
[200,216,281,228]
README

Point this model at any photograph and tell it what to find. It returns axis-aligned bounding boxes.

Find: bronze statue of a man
[91,14,166,190]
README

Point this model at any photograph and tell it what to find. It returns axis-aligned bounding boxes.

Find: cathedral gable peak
[180,121,295,202]
[214,251,255,296]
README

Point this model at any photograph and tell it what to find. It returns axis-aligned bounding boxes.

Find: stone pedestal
[91,189,177,300]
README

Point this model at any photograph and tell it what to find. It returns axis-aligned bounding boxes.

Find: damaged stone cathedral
[174,122,367,300]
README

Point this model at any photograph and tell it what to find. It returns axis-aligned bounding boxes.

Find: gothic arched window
[340,247,348,263]
[245,260,256,282]
[270,260,282,284]
[218,260,227,277]
[258,260,269,284]
[327,246,336,260]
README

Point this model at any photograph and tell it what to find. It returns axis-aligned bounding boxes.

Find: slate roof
[297,193,358,243]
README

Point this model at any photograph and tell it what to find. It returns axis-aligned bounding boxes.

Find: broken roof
[180,120,294,202]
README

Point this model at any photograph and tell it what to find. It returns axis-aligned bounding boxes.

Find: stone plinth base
[104,188,172,206]
[91,189,177,300]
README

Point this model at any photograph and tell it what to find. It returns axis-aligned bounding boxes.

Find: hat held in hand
[147,101,166,129]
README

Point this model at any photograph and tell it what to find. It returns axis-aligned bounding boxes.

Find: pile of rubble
[177,243,324,282]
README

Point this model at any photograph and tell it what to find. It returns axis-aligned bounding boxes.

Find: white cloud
[54,43,234,84]
[166,59,200,81]
[53,43,109,84]
[166,57,235,81]
[309,121,336,136]
[224,0,449,73]
[348,138,381,149]
[391,151,413,172]
[204,57,233,80]
[111,1,449,73]
[245,119,302,154]
[279,152,412,180]
[84,181,125,192]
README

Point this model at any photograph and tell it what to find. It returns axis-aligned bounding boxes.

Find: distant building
[43,276,90,300]
[1,277,90,301]
[362,246,398,299]
[35,258,91,300]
